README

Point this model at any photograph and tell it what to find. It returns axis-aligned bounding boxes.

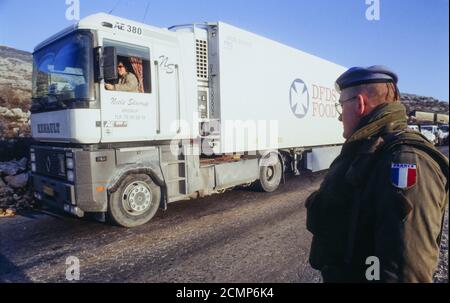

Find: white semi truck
[30,13,346,227]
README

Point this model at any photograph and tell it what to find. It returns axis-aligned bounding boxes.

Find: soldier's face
[339,89,364,139]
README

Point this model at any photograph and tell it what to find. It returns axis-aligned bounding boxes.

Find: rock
[0,162,20,176]
[0,186,14,195]
[0,159,27,176]
[18,157,27,170]
[5,173,28,188]
[0,177,6,188]
[0,208,16,218]
[2,109,15,118]
[10,108,24,118]
[0,107,8,114]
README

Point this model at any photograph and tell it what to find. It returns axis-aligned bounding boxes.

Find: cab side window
[103,39,151,93]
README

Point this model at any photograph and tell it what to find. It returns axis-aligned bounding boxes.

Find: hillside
[0,46,32,138]
[0,46,32,106]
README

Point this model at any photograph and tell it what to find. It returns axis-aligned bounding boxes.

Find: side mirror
[94,47,103,82]
[103,46,117,82]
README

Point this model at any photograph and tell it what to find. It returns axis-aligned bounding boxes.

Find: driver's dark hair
[117,61,127,70]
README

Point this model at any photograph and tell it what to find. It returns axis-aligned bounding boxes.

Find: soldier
[105,61,139,93]
[305,65,449,282]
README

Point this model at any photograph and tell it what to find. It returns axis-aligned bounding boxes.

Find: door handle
[154,60,161,134]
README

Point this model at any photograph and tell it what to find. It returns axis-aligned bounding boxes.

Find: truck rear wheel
[108,174,161,227]
[253,153,282,192]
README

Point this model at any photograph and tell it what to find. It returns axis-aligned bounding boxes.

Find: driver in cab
[105,61,139,92]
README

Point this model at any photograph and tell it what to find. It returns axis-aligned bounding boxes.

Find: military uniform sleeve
[372,146,447,282]
[115,73,139,92]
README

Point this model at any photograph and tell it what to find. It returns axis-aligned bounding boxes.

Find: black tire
[253,153,282,193]
[108,174,161,228]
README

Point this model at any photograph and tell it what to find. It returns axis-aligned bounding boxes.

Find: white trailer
[30,13,345,227]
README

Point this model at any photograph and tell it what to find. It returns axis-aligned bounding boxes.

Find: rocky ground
[0,106,30,139]
[402,93,449,115]
[0,157,34,217]
[1,170,324,283]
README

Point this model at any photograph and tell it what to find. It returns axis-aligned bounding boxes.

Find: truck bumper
[30,146,115,216]
[32,174,85,217]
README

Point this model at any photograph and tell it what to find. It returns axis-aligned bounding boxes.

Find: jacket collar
[346,102,408,143]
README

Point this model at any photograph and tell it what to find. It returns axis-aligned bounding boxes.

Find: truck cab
[31,14,198,144]
[30,14,218,226]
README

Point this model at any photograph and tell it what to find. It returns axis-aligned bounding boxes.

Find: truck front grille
[34,148,67,180]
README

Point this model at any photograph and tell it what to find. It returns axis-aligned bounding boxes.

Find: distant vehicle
[436,114,449,124]
[420,125,438,145]
[412,111,435,123]
[407,124,420,132]
[410,110,449,125]
[438,125,449,145]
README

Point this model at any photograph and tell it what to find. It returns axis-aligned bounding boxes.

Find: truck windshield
[32,31,93,111]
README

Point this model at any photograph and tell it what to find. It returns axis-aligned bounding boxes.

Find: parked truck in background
[409,110,449,145]
[30,13,346,227]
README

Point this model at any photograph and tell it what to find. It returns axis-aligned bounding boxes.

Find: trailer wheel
[108,174,161,228]
[254,153,282,193]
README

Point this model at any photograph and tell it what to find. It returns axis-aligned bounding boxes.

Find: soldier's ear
[356,95,366,116]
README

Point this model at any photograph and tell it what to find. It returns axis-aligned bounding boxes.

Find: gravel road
[0,171,325,283]
[0,146,447,283]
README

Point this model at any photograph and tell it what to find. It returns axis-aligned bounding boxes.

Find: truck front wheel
[108,174,161,227]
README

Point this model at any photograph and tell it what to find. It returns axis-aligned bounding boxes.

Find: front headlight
[67,170,75,182]
[66,158,74,169]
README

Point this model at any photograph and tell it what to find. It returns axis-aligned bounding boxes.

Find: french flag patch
[391,163,417,189]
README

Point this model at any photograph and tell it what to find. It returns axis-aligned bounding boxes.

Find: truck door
[153,44,182,138]
[99,38,157,143]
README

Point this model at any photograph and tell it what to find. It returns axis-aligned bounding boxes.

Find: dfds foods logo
[290,79,339,119]
[289,79,310,119]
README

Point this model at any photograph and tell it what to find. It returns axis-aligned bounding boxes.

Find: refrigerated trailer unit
[30,13,346,227]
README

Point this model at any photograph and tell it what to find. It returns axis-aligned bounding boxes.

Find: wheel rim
[263,161,281,187]
[122,181,152,216]
[266,166,275,181]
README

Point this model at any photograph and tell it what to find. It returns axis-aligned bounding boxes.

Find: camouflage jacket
[306,102,449,282]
